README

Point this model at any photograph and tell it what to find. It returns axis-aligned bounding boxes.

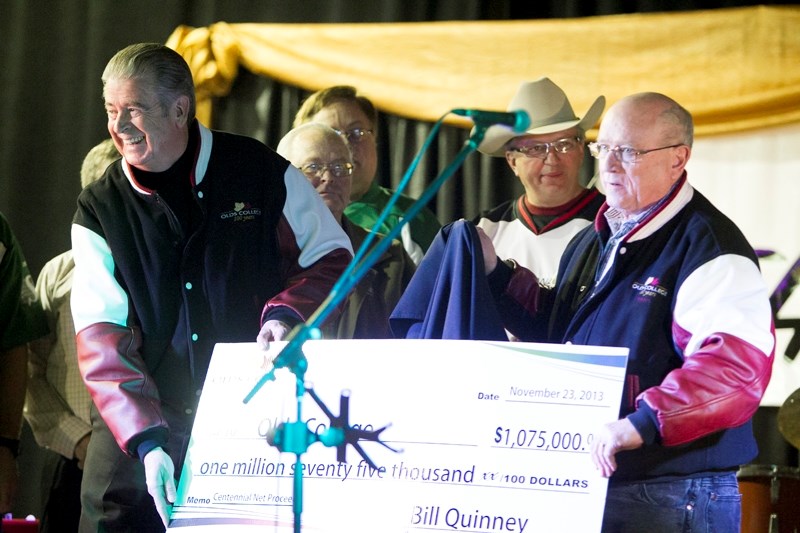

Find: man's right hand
[74,433,91,470]
[143,446,176,528]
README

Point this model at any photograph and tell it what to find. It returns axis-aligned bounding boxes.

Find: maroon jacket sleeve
[487,260,551,339]
[76,322,168,455]
[638,330,774,446]
[261,217,351,325]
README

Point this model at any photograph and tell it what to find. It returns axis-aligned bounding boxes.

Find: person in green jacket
[294,85,441,264]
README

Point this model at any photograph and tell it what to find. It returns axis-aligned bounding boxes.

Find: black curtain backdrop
[3,0,796,277]
[3,0,798,520]
[211,71,545,227]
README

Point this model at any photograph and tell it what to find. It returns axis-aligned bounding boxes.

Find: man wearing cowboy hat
[475,77,605,288]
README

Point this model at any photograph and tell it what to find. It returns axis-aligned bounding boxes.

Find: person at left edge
[1,211,48,515]
[70,43,352,532]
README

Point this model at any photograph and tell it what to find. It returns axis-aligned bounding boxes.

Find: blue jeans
[602,473,741,533]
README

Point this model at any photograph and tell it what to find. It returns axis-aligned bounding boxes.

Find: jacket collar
[595,172,693,243]
[122,121,212,194]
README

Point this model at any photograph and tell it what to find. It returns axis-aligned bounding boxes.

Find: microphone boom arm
[242,111,492,532]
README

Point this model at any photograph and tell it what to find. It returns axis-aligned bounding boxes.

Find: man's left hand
[590,418,644,478]
[257,319,291,351]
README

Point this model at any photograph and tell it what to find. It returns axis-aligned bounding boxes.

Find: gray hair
[277,123,351,164]
[80,139,120,188]
[661,101,694,147]
[627,92,694,147]
[102,43,196,121]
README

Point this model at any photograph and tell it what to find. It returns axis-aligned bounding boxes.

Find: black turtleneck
[133,124,200,236]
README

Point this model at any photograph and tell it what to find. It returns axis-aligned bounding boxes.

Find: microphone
[452,108,530,133]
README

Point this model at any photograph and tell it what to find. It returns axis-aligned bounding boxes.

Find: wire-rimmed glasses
[588,142,683,164]
[300,162,354,179]
[333,128,374,145]
[507,137,583,159]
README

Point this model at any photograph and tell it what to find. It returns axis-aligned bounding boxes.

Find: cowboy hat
[477,77,605,156]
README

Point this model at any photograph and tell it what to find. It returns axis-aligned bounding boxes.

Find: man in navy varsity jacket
[482,92,774,532]
[70,43,352,531]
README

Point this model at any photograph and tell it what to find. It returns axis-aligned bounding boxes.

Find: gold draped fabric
[167,5,800,138]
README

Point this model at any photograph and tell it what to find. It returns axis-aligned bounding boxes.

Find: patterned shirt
[24,251,92,459]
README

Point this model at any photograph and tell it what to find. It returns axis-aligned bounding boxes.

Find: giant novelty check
[168,339,628,532]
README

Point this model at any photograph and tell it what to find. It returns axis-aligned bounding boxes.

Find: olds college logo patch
[631,276,669,300]
[220,202,262,222]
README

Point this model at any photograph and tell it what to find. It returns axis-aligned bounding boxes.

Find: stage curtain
[167,5,800,138]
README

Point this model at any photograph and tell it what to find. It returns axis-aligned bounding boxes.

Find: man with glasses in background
[474,77,605,288]
[294,85,441,265]
[277,123,414,339]
[480,92,774,531]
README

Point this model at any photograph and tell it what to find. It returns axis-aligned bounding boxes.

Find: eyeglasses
[588,142,684,164]
[333,128,374,144]
[508,137,583,159]
[300,162,354,179]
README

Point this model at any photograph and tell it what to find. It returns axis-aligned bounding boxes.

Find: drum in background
[738,464,800,533]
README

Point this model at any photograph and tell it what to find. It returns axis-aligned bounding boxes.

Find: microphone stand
[243,115,491,532]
